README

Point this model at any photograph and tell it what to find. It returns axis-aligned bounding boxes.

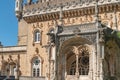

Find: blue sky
[0,1,18,46]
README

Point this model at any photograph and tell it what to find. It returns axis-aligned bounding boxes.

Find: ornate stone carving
[109,14,113,28]
[59,33,96,46]
[72,46,79,55]
[99,28,105,43]
[23,1,120,23]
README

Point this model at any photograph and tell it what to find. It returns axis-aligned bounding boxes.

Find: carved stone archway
[58,37,94,80]
[104,40,120,80]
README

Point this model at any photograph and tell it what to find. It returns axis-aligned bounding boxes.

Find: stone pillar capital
[72,46,79,55]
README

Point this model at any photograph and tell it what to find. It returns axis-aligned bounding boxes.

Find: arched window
[69,50,89,75]
[78,51,89,75]
[34,30,40,42]
[32,57,41,77]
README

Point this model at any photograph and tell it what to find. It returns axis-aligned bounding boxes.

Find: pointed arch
[31,55,43,77]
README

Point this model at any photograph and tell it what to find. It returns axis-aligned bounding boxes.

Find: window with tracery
[79,51,89,75]
[32,57,41,77]
[70,61,76,75]
[69,51,89,75]
[34,30,40,42]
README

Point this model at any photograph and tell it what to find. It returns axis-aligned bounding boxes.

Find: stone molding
[0,46,27,53]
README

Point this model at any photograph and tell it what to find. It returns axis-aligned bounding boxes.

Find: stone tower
[15,0,23,19]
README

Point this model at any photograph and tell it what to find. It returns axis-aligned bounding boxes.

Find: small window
[34,30,40,42]
[32,57,41,77]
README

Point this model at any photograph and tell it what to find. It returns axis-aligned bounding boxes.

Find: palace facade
[0,0,120,80]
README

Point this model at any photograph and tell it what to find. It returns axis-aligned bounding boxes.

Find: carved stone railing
[0,46,27,53]
[19,76,45,80]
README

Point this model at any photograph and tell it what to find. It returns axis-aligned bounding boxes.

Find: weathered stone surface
[0,0,120,80]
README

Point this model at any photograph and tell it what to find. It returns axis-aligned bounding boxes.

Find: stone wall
[19,76,45,80]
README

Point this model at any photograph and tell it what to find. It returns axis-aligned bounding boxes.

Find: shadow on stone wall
[104,76,117,80]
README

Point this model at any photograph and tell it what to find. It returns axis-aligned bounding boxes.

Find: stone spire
[15,0,23,20]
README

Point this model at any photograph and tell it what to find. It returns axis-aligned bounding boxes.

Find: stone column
[99,59,103,80]
[99,43,104,80]
[50,60,54,80]
[65,54,67,79]
[47,46,51,80]
[51,45,56,80]
[75,54,79,78]
[15,63,19,80]
[9,65,12,76]
[89,51,93,80]
[16,54,20,80]
[93,49,97,80]
[6,64,10,79]
[72,46,79,78]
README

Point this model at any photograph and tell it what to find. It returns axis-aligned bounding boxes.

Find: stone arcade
[0,0,120,80]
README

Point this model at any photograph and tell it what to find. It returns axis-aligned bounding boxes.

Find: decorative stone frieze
[23,0,120,23]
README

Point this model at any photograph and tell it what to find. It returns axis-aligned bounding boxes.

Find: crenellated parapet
[22,0,120,23]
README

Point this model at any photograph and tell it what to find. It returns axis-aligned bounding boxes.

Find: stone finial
[15,0,23,20]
